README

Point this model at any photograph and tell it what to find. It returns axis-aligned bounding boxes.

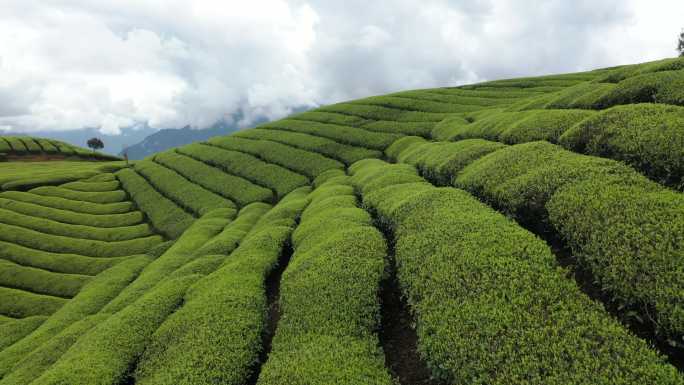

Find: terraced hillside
[0,136,119,162]
[1,57,684,384]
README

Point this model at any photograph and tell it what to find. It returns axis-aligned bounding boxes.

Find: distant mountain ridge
[120,120,248,160]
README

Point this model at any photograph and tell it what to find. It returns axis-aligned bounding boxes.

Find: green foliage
[260,119,400,150]
[60,179,120,192]
[393,89,516,106]
[0,316,47,351]
[102,209,235,313]
[499,109,596,143]
[560,103,684,189]
[178,143,309,199]
[235,128,381,165]
[0,287,66,318]
[385,136,428,160]
[452,140,684,340]
[351,95,482,113]
[361,120,434,136]
[430,115,470,140]
[458,111,530,140]
[0,256,151,377]
[0,259,91,298]
[0,241,132,275]
[0,162,125,191]
[596,70,684,108]
[544,82,616,109]
[548,179,684,340]
[134,189,310,385]
[192,203,271,256]
[0,196,144,228]
[0,314,107,385]
[32,275,197,385]
[455,141,646,219]
[134,160,236,216]
[258,177,392,384]
[289,111,371,127]
[0,206,153,242]
[116,168,195,239]
[207,136,343,179]
[0,191,133,215]
[395,138,506,185]
[28,186,126,204]
[319,102,450,122]
[154,150,272,206]
[350,159,683,384]
[0,219,162,257]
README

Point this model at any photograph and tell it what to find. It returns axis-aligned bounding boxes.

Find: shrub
[0,207,153,242]
[0,196,144,228]
[545,82,616,109]
[207,136,343,179]
[0,287,67,318]
[595,70,684,108]
[154,150,272,206]
[0,221,163,258]
[430,115,470,141]
[103,209,235,313]
[0,259,91,298]
[178,143,309,199]
[319,102,450,122]
[0,138,12,153]
[349,159,682,384]
[361,120,434,136]
[499,109,596,143]
[0,316,47,351]
[0,191,133,215]
[0,241,132,275]
[560,103,684,189]
[395,138,507,186]
[0,314,108,385]
[192,202,272,256]
[393,90,513,107]
[0,255,151,377]
[101,208,235,313]
[116,168,194,239]
[134,160,236,216]
[259,119,400,150]
[3,137,28,153]
[34,138,59,153]
[446,110,532,141]
[454,141,645,220]
[18,138,42,152]
[351,95,481,113]
[384,136,428,159]
[235,128,381,166]
[32,275,198,385]
[451,140,684,340]
[133,189,310,385]
[548,179,684,340]
[59,180,120,192]
[289,111,370,127]
[258,176,392,384]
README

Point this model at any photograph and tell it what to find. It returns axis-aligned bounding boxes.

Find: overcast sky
[1,0,682,135]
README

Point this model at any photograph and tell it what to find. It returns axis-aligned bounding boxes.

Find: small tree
[87,137,104,152]
[678,29,684,57]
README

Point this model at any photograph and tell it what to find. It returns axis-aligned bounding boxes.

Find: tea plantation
[1,57,684,384]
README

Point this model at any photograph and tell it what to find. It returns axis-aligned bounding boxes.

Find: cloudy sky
[1,0,682,135]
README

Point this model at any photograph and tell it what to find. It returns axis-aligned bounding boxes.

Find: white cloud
[0,0,682,134]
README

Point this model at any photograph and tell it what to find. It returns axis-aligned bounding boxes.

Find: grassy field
[1,57,684,384]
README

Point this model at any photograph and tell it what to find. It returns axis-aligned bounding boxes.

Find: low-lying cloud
[0,0,682,134]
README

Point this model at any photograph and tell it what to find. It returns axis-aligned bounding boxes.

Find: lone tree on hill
[87,137,104,152]
[679,29,684,57]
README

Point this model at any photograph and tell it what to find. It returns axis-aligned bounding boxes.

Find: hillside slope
[1,57,684,384]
